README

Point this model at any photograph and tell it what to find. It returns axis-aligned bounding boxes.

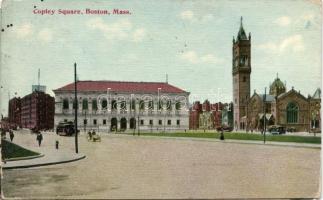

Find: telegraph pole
[263,87,267,144]
[74,63,79,153]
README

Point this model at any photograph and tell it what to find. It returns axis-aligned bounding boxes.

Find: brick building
[20,91,55,130]
[189,100,228,130]
[8,97,21,128]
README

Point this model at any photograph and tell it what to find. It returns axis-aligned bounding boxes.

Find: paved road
[2,131,321,199]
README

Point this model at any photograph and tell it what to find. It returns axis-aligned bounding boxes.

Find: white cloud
[180,51,222,64]
[258,34,304,53]
[38,29,53,42]
[180,10,194,21]
[274,16,291,26]
[133,28,145,42]
[180,10,214,23]
[87,18,145,42]
[16,24,33,38]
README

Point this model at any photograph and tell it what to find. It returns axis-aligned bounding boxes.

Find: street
[2,130,321,199]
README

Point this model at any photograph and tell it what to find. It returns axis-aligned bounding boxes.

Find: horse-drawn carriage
[87,130,101,142]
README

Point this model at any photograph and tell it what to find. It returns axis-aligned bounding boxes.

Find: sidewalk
[2,132,85,169]
[118,134,321,149]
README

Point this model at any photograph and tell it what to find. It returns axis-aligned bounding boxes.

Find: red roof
[54,81,187,94]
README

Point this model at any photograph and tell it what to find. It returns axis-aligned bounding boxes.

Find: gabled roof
[277,88,307,101]
[259,94,275,102]
[250,92,275,103]
[53,80,187,94]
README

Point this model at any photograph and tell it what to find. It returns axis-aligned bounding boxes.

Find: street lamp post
[74,63,79,154]
[157,88,161,133]
[263,87,267,144]
[107,88,111,133]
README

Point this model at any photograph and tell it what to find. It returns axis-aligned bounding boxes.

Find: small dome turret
[269,75,286,96]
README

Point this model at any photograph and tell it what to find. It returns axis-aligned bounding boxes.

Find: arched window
[63,98,69,109]
[158,100,163,110]
[73,99,78,109]
[175,101,181,110]
[120,101,126,110]
[139,100,145,110]
[101,99,107,109]
[92,99,98,111]
[82,99,88,110]
[148,101,154,110]
[111,100,117,110]
[286,102,298,123]
[166,100,172,110]
[131,99,135,110]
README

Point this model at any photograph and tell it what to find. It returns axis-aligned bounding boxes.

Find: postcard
[0,0,321,199]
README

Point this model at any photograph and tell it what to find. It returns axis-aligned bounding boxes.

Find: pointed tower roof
[237,16,248,41]
[312,88,321,99]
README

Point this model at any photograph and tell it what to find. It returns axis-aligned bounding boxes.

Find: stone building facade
[246,76,321,132]
[53,81,190,132]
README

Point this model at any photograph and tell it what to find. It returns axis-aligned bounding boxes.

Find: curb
[127,135,321,149]
[5,154,44,162]
[3,154,86,170]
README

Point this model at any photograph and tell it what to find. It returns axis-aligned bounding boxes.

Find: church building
[232,17,321,132]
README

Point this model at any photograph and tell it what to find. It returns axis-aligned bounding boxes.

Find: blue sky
[0,0,321,115]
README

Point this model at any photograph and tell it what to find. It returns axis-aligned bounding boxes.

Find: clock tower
[232,17,251,130]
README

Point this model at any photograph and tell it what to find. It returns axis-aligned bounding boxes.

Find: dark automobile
[56,121,77,136]
[268,125,286,135]
[286,127,296,133]
[216,125,233,132]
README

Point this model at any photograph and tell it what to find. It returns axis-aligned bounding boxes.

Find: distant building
[20,91,55,130]
[53,81,190,132]
[189,101,202,130]
[8,97,21,128]
[221,102,234,128]
[189,100,229,130]
[32,85,46,93]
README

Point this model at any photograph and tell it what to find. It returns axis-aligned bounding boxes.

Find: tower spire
[240,16,243,27]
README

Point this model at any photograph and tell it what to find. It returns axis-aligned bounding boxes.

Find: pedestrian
[9,130,14,142]
[220,128,225,140]
[87,131,92,140]
[1,129,6,139]
[36,132,43,147]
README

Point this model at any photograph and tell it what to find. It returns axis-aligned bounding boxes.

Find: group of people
[87,130,96,140]
[1,128,43,146]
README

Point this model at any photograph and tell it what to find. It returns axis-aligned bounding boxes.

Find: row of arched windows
[62,98,182,111]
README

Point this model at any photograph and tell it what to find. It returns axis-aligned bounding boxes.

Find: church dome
[269,76,286,96]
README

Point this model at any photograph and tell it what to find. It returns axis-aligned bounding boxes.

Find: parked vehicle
[268,125,286,135]
[286,127,296,133]
[56,121,77,136]
[216,125,233,132]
